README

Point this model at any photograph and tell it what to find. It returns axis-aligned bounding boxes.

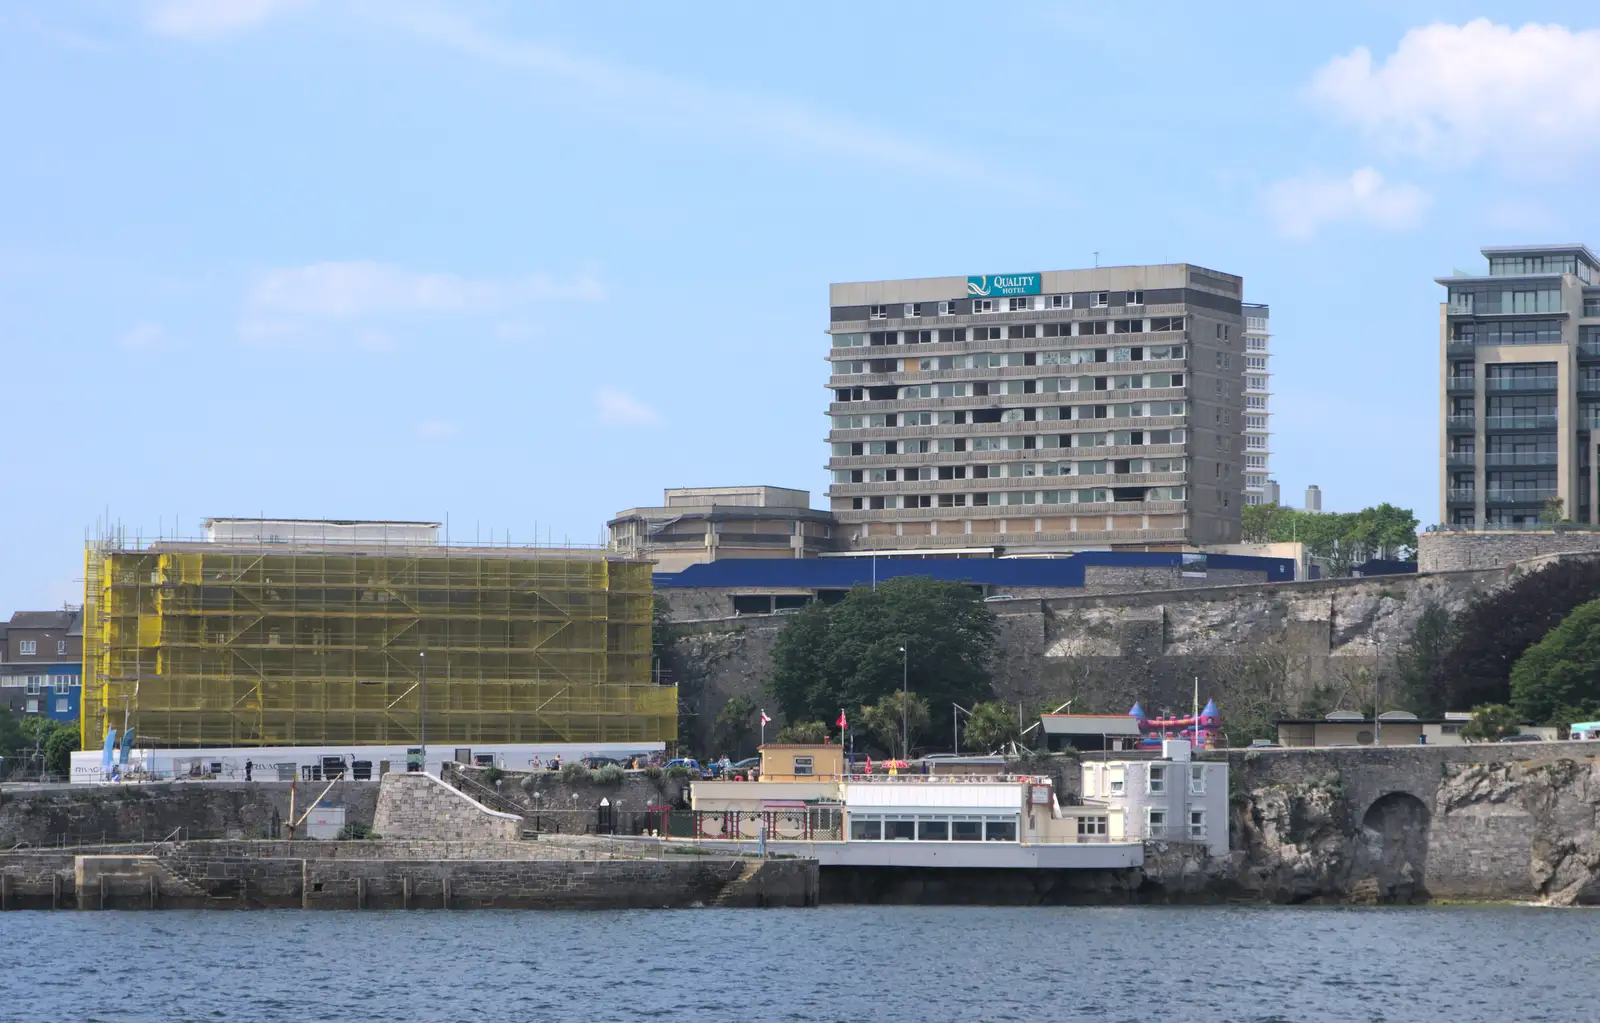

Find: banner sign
[967,273,1041,298]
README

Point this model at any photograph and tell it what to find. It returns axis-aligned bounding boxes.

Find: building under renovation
[81,518,672,749]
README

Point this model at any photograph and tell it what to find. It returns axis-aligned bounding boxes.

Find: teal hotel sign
[967,272,1041,298]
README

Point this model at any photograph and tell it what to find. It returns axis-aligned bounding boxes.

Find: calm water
[1,906,1593,1023]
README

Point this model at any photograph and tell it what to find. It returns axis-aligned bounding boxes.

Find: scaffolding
[80,537,672,748]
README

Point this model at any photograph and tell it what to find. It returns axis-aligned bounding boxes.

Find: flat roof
[203,517,442,526]
[1480,243,1599,264]
[1039,714,1143,737]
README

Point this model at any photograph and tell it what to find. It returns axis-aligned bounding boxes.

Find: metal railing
[1446,376,1476,391]
[664,809,844,842]
[1486,488,1558,502]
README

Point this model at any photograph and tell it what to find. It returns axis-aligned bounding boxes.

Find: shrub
[643,765,664,781]
[594,764,625,786]
[520,774,538,794]
[560,761,593,784]
[337,822,379,841]
[1461,703,1521,742]
[665,765,692,780]
[481,765,505,785]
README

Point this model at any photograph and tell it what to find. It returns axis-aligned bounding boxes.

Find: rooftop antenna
[1093,251,1099,268]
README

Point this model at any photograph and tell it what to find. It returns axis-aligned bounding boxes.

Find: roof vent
[1377,710,1418,722]
[1324,710,1364,721]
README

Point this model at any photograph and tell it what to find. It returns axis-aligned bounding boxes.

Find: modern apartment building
[1242,303,1273,504]
[1438,245,1600,526]
[827,265,1246,552]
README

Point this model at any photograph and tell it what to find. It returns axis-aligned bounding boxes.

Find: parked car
[582,756,623,769]
[1248,740,1282,748]
[1498,733,1543,743]
[727,757,760,772]
[664,757,704,775]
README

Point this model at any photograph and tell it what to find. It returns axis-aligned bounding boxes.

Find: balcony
[1447,488,1477,503]
[1486,487,1558,504]
[1446,340,1475,357]
[1446,376,1476,392]
[1486,451,1557,467]
[1486,376,1558,391]
[1446,453,1477,468]
[1580,343,1600,359]
[1485,414,1557,430]
[1580,379,1600,395]
[1446,415,1476,431]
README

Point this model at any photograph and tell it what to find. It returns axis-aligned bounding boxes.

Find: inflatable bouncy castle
[1129,699,1219,749]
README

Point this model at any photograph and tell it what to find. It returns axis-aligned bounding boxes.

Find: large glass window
[983,817,1018,842]
[850,817,882,841]
[951,818,983,841]
[1452,319,1562,345]
[884,818,915,841]
[917,819,949,841]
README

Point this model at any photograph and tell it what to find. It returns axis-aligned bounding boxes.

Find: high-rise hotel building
[1439,244,1600,527]
[1242,303,1273,505]
[826,264,1246,552]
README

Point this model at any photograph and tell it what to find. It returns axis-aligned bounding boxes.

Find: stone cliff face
[1432,758,1600,905]
[1225,749,1600,904]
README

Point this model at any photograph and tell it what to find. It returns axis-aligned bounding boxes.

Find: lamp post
[899,642,909,762]
[419,651,427,775]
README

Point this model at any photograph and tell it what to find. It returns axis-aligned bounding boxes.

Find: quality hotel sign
[967,272,1041,298]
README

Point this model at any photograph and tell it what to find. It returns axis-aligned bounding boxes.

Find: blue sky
[4,0,1600,610]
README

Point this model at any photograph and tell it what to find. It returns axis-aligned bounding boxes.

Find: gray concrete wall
[1418,530,1600,572]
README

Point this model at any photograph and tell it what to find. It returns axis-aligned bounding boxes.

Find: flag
[760,710,771,726]
[837,710,848,729]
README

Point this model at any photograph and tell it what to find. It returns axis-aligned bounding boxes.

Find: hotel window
[938,301,955,316]
[1146,808,1167,837]
[869,304,888,319]
[1091,291,1109,308]
[1051,294,1072,309]
[1147,765,1166,794]
[792,756,814,777]
[1126,290,1144,305]
[1008,296,1030,311]
[1189,809,1207,840]
[19,640,36,656]
[1189,764,1206,795]
[973,298,995,313]
[905,303,922,318]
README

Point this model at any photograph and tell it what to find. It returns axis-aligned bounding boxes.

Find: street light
[419,651,427,775]
[899,642,909,761]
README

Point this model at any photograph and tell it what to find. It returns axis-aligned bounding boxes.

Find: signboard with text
[967,273,1041,298]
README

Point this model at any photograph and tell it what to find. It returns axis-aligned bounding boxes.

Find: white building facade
[1080,742,1229,857]
[1242,303,1273,504]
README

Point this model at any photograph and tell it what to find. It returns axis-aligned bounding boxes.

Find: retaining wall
[371,772,521,841]
[1418,530,1600,572]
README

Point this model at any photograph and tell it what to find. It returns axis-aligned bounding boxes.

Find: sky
[4,0,1600,611]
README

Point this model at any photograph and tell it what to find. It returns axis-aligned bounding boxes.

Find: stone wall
[0,847,817,910]
[371,772,521,841]
[1418,530,1600,572]
[0,781,378,848]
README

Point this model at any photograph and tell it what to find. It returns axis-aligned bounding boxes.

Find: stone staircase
[440,764,537,834]
[707,860,755,907]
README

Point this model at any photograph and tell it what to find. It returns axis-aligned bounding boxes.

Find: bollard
[99,874,107,911]
[356,876,365,910]
[51,874,60,910]
[403,875,411,910]
[442,876,452,910]
[150,875,158,910]
[1,872,9,911]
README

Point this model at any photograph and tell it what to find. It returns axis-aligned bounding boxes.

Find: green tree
[775,720,829,744]
[859,691,930,758]
[0,706,24,776]
[1241,502,1287,544]
[1395,602,1458,716]
[768,576,999,725]
[1243,502,1419,573]
[711,694,757,758]
[963,700,1021,753]
[1511,598,1600,725]
[1460,703,1521,742]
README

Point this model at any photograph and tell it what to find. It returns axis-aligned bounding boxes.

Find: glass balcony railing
[1446,340,1475,356]
[1579,378,1600,394]
[1447,488,1477,503]
[1486,414,1557,430]
[1447,414,1476,430]
[1486,376,1558,391]
[1579,343,1600,359]
[1486,451,1557,467]
[1446,453,1477,468]
[1486,487,1558,503]
[1446,376,1476,391]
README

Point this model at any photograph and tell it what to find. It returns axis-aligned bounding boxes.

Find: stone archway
[1358,791,1431,903]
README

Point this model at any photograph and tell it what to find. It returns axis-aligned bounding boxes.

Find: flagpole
[1193,675,1200,749]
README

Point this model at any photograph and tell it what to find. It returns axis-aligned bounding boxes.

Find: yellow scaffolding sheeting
[81,544,672,748]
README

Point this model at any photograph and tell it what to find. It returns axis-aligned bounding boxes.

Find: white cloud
[414,419,459,440]
[116,323,170,349]
[247,260,603,319]
[1308,20,1600,171]
[1264,167,1431,240]
[595,388,661,428]
[145,0,310,40]
[394,9,1043,196]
